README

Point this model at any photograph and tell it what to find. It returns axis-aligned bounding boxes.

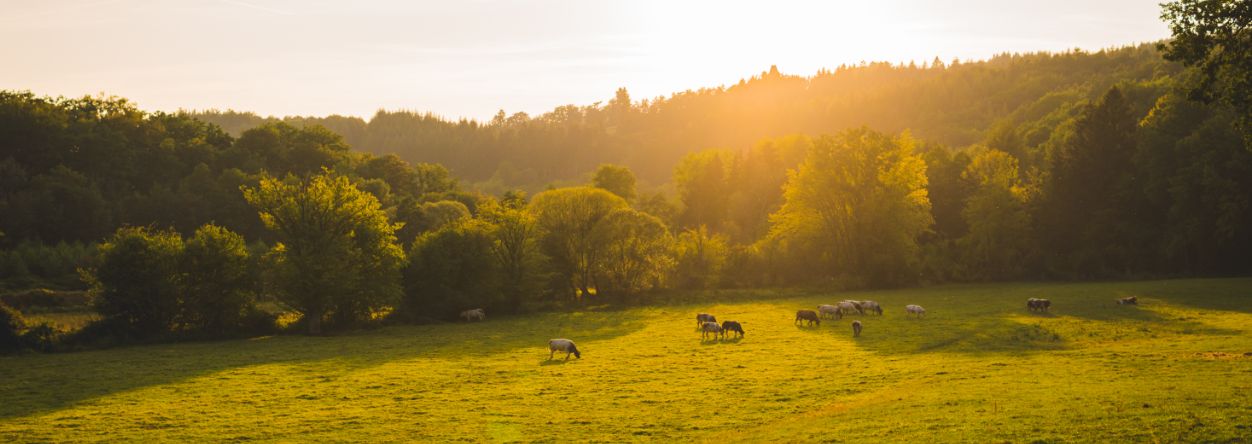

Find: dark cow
[1027,298,1052,312]
[696,313,717,327]
[795,310,821,327]
[1117,296,1138,305]
[852,320,863,337]
[721,320,745,338]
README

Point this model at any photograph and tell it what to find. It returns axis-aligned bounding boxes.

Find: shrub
[86,227,184,337]
[0,302,26,352]
[403,220,501,320]
[179,224,256,334]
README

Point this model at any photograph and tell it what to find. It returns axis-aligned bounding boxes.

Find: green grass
[2,278,1251,442]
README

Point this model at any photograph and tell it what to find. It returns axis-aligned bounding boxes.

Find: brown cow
[795,310,821,327]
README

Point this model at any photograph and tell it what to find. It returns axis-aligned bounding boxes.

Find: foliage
[480,201,546,311]
[244,172,405,334]
[1039,87,1141,276]
[403,219,501,320]
[672,226,730,289]
[190,44,1176,190]
[1160,0,1252,136]
[769,128,933,285]
[592,209,673,300]
[0,242,96,290]
[0,301,25,352]
[179,224,255,334]
[86,227,184,337]
[528,187,629,300]
[591,164,637,201]
[957,149,1034,280]
[674,149,733,231]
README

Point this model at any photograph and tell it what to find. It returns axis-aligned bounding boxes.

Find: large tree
[1040,87,1141,276]
[244,172,405,334]
[403,219,500,320]
[528,187,628,300]
[957,149,1033,280]
[769,128,932,285]
[1161,0,1252,137]
[592,209,673,300]
[178,224,256,334]
[591,164,637,202]
[88,227,184,337]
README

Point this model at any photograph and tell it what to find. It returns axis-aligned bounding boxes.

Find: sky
[1,0,1172,121]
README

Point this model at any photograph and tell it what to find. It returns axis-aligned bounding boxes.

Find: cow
[836,301,861,316]
[701,321,724,340]
[460,308,485,322]
[548,339,582,360]
[852,320,863,337]
[818,304,842,319]
[721,320,745,338]
[905,304,925,318]
[795,310,821,327]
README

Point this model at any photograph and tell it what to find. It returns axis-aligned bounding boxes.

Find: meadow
[2,278,1250,442]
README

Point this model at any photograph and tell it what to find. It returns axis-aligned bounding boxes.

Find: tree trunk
[306,310,323,335]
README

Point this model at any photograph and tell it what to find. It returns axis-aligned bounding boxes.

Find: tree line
[191,44,1179,192]
[2,0,1249,350]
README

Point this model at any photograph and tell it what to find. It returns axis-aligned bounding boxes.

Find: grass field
[2,279,1250,442]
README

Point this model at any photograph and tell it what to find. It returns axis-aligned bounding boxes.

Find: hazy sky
[1,0,1171,121]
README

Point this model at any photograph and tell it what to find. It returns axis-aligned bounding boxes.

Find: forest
[1,2,1250,348]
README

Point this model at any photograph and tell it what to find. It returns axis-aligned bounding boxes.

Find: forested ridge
[2,1,1251,349]
[191,44,1175,189]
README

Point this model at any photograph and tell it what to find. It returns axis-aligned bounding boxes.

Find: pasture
[2,278,1251,442]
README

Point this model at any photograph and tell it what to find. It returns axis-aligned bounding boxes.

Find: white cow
[836,301,861,316]
[905,304,925,318]
[700,321,724,340]
[460,308,485,322]
[818,304,842,319]
[548,338,582,360]
[859,300,883,316]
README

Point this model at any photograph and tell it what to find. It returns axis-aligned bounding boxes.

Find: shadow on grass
[698,336,744,346]
[0,309,646,421]
[846,315,1070,356]
[538,358,580,366]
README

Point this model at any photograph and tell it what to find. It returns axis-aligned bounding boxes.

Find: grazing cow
[696,313,717,327]
[836,301,861,316]
[721,320,745,338]
[905,304,925,318]
[460,308,485,322]
[852,320,863,337]
[701,321,724,340]
[548,338,581,360]
[795,310,821,327]
[1027,298,1052,313]
[859,300,883,316]
[1118,296,1138,305]
[818,304,842,320]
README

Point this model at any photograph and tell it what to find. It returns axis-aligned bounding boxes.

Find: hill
[2,278,1249,441]
[190,44,1175,189]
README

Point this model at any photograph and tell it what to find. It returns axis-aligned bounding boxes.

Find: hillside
[2,278,1249,441]
[191,44,1176,189]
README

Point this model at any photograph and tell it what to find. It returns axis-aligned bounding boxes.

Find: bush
[672,227,729,289]
[86,227,184,337]
[403,220,501,321]
[0,302,26,352]
[21,323,57,352]
[179,224,256,334]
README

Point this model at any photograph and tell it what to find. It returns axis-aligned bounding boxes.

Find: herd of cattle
[456,294,1142,360]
